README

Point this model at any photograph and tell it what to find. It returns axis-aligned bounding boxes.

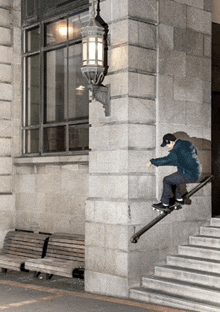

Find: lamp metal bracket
[90,84,111,117]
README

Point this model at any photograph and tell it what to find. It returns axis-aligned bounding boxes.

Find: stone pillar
[85,0,158,297]
[85,0,212,298]
[157,0,212,217]
[0,0,20,246]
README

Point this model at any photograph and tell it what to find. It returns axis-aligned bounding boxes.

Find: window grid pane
[43,126,66,153]
[69,124,89,151]
[26,55,40,126]
[45,47,68,123]
[45,18,67,46]
[26,27,40,53]
[23,9,89,155]
[25,129,39,154]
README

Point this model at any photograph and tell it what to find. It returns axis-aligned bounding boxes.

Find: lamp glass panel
[82,40,87,64]
[98,42,103,62]
[89,45,96,63]
[88,38,96,61]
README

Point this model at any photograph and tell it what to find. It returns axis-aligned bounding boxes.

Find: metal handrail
[130,175,214,244]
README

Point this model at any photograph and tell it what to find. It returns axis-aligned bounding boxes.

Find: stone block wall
[13,156,89,235]
[0,0,212,299]
[0,0,20,246]
[0,0,89,241]
[86,0,158,297]
[157,0,212,195]
[131,0,212,285]
[86,0,212,298]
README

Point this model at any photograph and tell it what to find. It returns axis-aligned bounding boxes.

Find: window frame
[22,9,90,157]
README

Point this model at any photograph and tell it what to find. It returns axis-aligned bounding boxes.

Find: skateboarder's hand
[147,161,152,168]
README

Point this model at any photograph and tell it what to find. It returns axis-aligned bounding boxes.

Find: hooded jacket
[150,139,202,180]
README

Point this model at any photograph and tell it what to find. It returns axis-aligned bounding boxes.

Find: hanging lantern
[80,0,110,116]
[81,0,105,86]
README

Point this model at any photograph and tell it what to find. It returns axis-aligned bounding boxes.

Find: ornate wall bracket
[90,84,111,116]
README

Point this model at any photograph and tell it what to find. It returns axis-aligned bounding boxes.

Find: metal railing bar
[130,175,214,244]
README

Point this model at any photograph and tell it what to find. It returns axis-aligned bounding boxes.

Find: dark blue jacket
[150,140,202,180]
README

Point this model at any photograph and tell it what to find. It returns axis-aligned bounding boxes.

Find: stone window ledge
[14,154,89,166]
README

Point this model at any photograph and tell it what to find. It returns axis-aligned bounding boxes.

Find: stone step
[189,235,220,248]
[167,254,220,273]
[130,287,220,312]
[129,219,220,312]
[178,244,220,260]
[141,276,220,304]
[200,226,220,237]
[210,218,220,227]
[154,265,220,287]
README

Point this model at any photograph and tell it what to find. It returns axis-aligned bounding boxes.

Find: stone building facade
[0,0,214,299]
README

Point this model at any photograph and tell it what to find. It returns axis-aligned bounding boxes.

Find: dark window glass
[23,9,89,155]
[43,126,66,152]
[25,129,39,153]
[69,44,88,120]
[45,18,68,46]
[69,124,89,151]
[26,27,40,52]
[26,55,40,126]
[45,47,67,123]
[68,12,87,41]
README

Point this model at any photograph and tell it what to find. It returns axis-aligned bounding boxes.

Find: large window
[23,10,89,155]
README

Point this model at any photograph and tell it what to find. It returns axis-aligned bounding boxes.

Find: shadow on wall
[173,132,211,181]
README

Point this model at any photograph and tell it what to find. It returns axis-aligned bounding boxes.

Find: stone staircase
[130,218,220,312]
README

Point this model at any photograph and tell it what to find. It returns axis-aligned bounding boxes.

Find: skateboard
[152,203,182,214]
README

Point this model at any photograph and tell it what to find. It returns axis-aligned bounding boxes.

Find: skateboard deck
[152,203,182,214]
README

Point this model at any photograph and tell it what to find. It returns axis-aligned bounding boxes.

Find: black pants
[161,171,197,205]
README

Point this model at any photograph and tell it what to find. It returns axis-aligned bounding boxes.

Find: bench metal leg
[33,271,41,278]
[72,268,84,279]
[46,273,53,280]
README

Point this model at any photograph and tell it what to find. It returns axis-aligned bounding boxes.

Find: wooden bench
[25,233,85,278]
[0,231,49,272]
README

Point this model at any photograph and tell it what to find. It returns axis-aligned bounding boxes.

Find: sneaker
[152,202,169,210]
[175,198,184,205]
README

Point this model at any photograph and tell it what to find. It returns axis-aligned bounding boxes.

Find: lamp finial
[91,0,96,18]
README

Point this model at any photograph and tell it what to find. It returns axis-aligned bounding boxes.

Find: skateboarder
[147,133,202,210]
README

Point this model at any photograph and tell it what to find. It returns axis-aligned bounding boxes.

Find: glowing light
[76,85,85,91]
[58,26,67,37]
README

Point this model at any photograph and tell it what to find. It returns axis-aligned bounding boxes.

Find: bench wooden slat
[25,257,84,278]
[47,244,85,250]
[44,254,84,262]
[4,244,46,250]
[46,247,84,258]
[48,242,84,249]
[24,233,85,278]
[3,250,44,257]
[0,231,49,272]
[46,251,85,258]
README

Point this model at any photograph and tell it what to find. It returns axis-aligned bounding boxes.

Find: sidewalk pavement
[0,271,191,312]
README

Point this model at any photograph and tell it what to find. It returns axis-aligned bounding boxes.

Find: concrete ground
[0,271,191,312]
